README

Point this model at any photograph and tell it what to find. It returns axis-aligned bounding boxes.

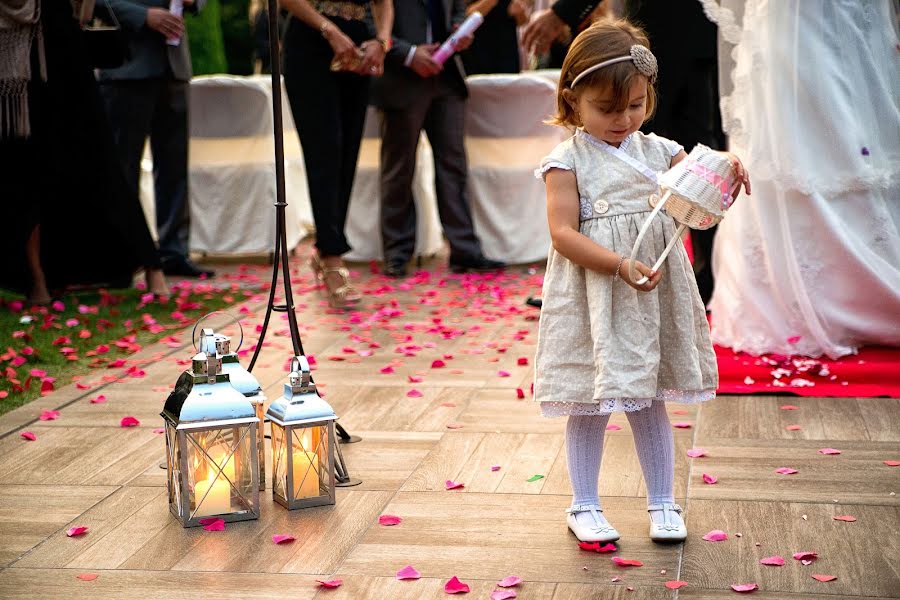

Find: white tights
[566,401,677,528]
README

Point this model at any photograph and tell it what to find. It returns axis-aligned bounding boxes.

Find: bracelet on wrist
[376,37,392,52]
[319,20,331,37]
[613,255,625,281]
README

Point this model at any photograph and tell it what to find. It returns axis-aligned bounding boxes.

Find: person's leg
[379,97,429,269]
[624,401,684,529]
[421,83,483,263]
[149,78,191,266]
[25,226,50,305]
[566,414,613,529]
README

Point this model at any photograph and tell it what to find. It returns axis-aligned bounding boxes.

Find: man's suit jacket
[98,0,204,82]
[371,0,468,110]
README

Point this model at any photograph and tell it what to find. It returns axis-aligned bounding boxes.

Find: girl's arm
[545,169,661,289]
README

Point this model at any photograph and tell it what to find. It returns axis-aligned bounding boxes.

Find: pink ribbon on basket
[685,161,735,211]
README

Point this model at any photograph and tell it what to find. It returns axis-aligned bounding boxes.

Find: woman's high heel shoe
[310,254,362,309]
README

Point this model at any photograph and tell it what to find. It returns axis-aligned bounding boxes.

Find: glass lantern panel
[165,422,182,517]
[271,423,287,501]
[186,425,255,519]
[290,425,328,501]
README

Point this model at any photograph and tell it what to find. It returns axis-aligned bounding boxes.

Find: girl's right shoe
[648,503,687,543]
[566,506,620,543]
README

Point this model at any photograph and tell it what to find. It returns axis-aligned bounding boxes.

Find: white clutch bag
[628,144,740,284]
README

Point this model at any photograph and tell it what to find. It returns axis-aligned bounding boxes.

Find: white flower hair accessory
[571,44,658,88]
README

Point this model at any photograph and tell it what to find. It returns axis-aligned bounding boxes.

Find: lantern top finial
[266,355,337,425]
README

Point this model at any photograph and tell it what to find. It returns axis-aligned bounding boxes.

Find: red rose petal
[759,556,785,566]
[120,416,140,427]
[665,581,688,590]
[39,410,60,421]
[90,395,107,404]
[201,518,225,531]
[578,541,617,553]
[66,526,89,537]
[611,557,642,567]
[884,460,900,466]
[444,576,470,594]
[811,574,837,582]
[316,579,343,588]
[792,551,817,561]
[832,515,856,522]
[76,573,98,582]
[20,431,36,441]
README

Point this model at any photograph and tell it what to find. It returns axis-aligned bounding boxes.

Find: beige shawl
[0,0,44,139]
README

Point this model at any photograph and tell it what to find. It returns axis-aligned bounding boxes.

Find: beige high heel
[310,254,361,309]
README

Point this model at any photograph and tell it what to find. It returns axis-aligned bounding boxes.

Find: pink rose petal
[497,370,510,377]
[832,515,856,522]
[120,416,140,427]
[444,576,470,594]
[66,526,89,537]
[611,557,643,567]
[702,473,718,484]
[491,591,517,600]
[811,574,837,582]
[515,388,525,399]
[446,423,464,429]
[883,460,900,466]
[818,448,841,455]
[272,534,296,544]
[378,514,402,526]
[431,360,446,368]
[201,518,225,531]
[406,389,423,398]
[786,425,802,431]
[793,551,817,561]
[731,583,758,593]
[316,579,343,588]
[490,465,501,472]
[39,410,60,421]
[702,529,728,542]
[90,395,107,404]
[759,556,785,566]
[672,422,692,428]
[445,479,465,490]
[606,424,622,431]
[379,366,394,374]
[578,541,617,553]
[780,405,799,410]
[775,467,798,475]
[152,427,165,434]
[665,581,688,590]
[517,357,529,366]
[396,565,421,580]
[497,576,522,588]
[686,448,706,458]
[20,431,37,441]
[76,573,99,582]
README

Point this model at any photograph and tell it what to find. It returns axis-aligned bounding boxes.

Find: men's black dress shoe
[162,258,215,278]
[383,261,408,278]
[449,255,506,274]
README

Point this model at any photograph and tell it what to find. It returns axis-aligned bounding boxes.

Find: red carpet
[716,344,900,397]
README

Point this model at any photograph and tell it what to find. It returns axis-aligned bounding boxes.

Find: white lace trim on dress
[540,389,716,417]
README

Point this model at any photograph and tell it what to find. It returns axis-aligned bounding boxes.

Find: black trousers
[379,73,482,264]
[283,17,370,257]
[100,78,190,264]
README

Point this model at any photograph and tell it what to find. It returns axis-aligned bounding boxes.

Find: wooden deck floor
[1,257,897,599]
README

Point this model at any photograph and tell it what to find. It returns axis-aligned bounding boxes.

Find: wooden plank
[681,499,900,597]
[336,431,441,491]
[453,433,526,493]
[494,433,564,494]
[0,485,116,567]
[400,432,486,492]
[321,575,557,599]
[14,486,163,569]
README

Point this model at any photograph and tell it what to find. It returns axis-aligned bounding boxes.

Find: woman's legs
[25,225,50,305]
[566,413,612,528]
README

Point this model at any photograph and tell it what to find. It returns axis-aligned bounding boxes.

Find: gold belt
[310,0,368,22]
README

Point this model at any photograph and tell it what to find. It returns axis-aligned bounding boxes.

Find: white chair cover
[343,106,444,262]
[140,75,312,256]
[464,73,565,263]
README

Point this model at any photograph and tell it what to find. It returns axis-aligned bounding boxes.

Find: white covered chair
[464,73,566,264]
[343,106,444,262]
[140,75,312,256]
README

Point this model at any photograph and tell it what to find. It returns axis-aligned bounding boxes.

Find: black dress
[461,1,521,75]
[0,0,161,296]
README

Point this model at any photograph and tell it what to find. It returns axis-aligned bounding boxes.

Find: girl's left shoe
[648,503,687,543]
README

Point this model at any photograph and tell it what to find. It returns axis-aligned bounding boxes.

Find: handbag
[81,0,130,69]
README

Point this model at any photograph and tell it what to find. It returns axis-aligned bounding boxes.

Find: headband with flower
[571,44,658,88]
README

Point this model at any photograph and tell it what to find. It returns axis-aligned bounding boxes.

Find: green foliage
[220,0,254,75]
[186,0,228,75]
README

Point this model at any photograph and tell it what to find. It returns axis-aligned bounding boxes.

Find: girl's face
[570,76,648,147]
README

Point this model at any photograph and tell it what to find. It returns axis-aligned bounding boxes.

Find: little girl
[533,19,749,544]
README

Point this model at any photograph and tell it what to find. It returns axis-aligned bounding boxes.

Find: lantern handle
[191,311,245,353]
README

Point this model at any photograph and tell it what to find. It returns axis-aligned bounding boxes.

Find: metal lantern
[198,328,266,491]
[162,331,260,527]
[267,356,337,510]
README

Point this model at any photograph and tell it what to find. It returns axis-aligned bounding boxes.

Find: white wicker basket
[629,144,740,284]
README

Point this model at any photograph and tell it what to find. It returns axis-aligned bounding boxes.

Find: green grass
[0,282,247,417]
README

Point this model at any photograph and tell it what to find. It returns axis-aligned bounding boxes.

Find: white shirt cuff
[404,45,417,67]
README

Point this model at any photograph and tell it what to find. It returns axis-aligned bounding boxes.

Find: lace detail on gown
[541,390,716,417]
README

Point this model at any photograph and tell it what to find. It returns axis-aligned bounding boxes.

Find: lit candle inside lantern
[194,476,230,517]
[293,451,321,499]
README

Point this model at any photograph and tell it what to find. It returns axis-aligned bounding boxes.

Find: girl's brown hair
[549,19,657,128]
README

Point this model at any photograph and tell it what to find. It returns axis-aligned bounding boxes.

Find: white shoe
[648,503,687,543]
[566,505,620,543]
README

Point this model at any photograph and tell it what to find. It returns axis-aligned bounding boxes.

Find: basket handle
[628,190,671,285]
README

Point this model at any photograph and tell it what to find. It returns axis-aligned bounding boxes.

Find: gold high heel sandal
[310,254,362,309]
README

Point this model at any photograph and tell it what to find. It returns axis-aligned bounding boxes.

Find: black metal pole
[247,0,360,486]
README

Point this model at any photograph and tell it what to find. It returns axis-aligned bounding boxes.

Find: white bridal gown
[703,0,900,359]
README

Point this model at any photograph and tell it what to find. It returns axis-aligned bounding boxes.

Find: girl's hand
[323,23,358,67]
[621,258,662,292]
[724,151,751,197]
[358,40,385,76]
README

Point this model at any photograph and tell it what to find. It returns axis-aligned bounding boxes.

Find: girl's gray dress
[534,129,718,417]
